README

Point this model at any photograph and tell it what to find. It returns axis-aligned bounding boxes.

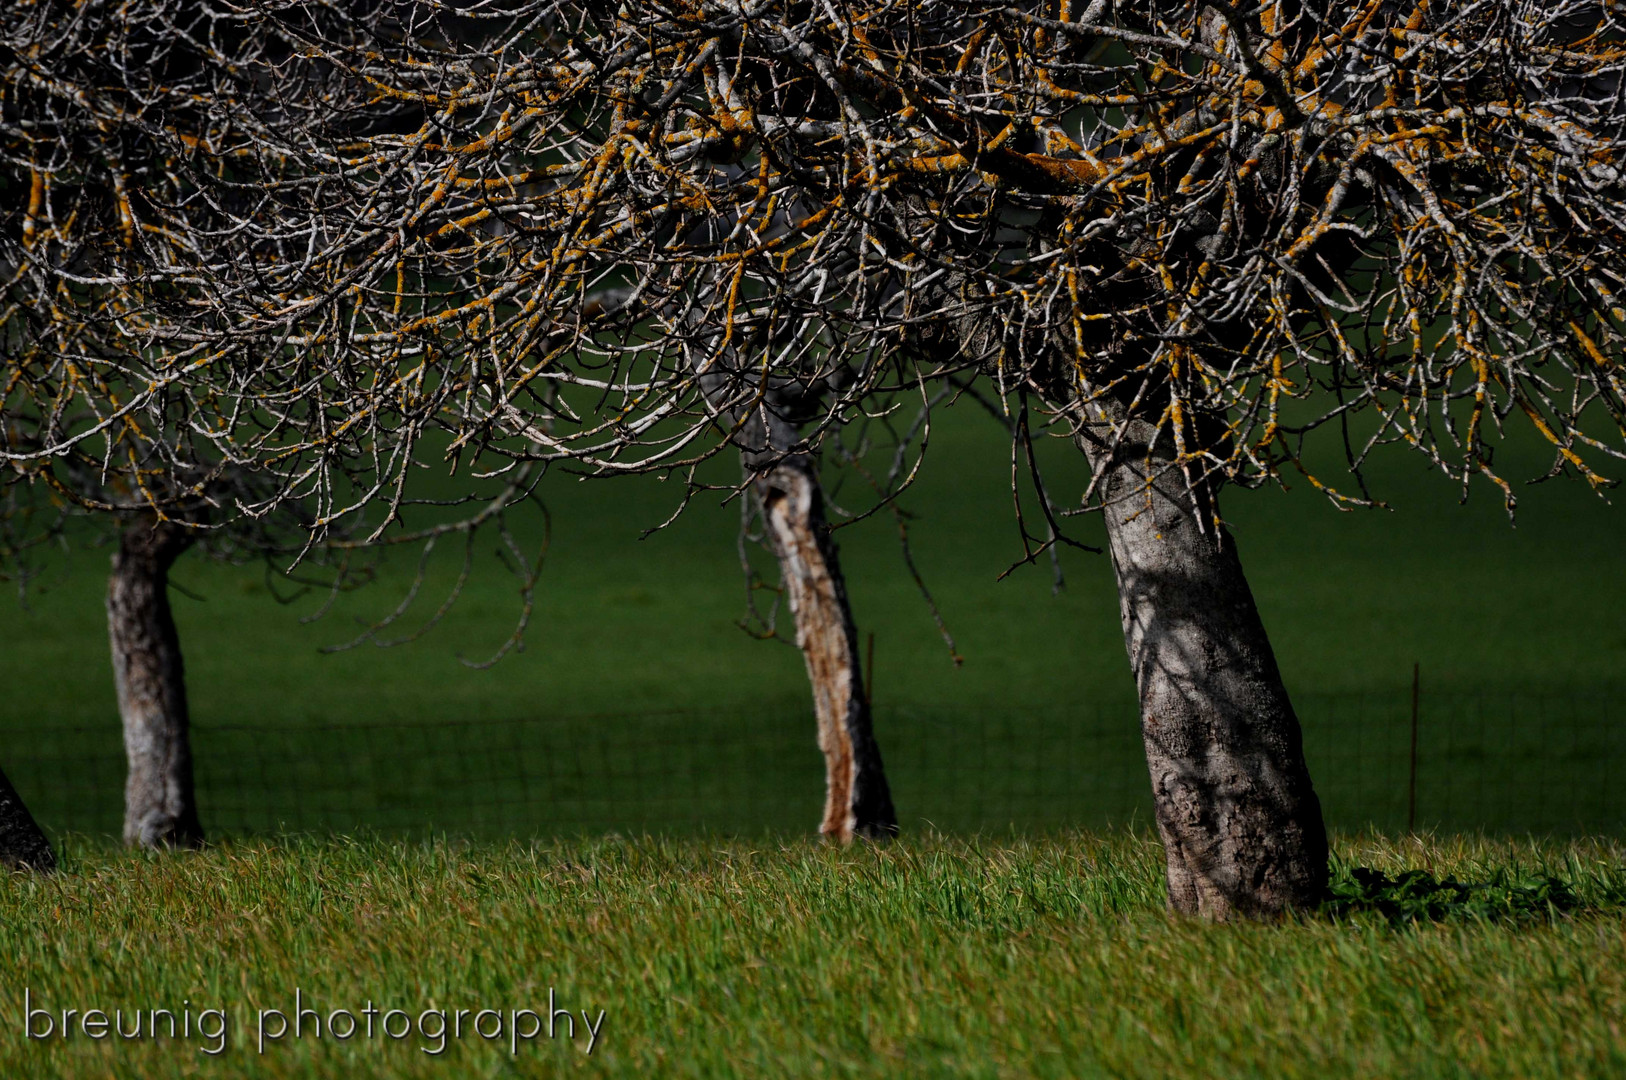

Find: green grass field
[2,831,1625,1078]
[0,405,1621,839]
[6,405,1624,717]
[1,407,1624,1077]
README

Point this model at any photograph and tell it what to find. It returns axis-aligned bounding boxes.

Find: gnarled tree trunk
[108,517,203,849]
[0,767,55,871]
[751,450,897,841]
[1077,407,1327,919]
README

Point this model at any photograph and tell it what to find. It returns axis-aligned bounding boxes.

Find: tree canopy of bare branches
[9,0,1622,511]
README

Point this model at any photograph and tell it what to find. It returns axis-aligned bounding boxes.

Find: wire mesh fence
[4,689,1621,840]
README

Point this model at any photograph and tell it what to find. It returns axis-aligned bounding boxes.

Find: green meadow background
[0,404,1622,839]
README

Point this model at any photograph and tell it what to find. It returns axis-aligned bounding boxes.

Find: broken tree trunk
[108,516,204,849]
[1076,405,1327,919]
[751,449,898,841]
[684,313,900,843]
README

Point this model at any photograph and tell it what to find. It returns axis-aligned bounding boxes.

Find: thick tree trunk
[0,766,55,871]
[108,518,203,849]
[752,452,898,842]
[1077,410,1327,919]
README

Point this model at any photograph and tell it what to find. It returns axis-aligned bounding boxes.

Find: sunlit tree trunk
[108,517,203,849]
[1075,404,1327,918]
[0,767,55,870]
[750,448,897,841]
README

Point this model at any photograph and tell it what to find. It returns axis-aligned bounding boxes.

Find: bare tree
[2,1,561,847]
[738,393,897,840]
[805,0,1626,916]
[671,274,899,839]
[2,0,900,842]
[6,0,1623,913]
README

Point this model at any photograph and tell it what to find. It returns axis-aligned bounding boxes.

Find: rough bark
[0,766,55,871]
[752,452,898,841]
[1077,408,1327,919]
[108,517,204,849]
[683,310,900,842]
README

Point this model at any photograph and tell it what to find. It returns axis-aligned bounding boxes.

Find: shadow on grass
[1323,859,1592,925]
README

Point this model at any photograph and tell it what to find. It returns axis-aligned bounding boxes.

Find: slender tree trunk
[108,517,203,849]
[1076,408,1327,919]
[752,452,898,841]
[668,260,897,839]
[0,765,55,870]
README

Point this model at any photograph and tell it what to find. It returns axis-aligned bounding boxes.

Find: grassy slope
[3,831,1625,1079]
[1,409,1622,1077]
[2,404,1621,722]
[0,405,1621,837]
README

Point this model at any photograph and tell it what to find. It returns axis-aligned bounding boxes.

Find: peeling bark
[0,766,55,871]
[108,517,203,849]
[753,452,898,841]
[1078,409,1327,919]
[689,323,900,841]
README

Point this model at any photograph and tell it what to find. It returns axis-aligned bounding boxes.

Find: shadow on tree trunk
[0,767,55,871]
[1076,402,1327,919]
